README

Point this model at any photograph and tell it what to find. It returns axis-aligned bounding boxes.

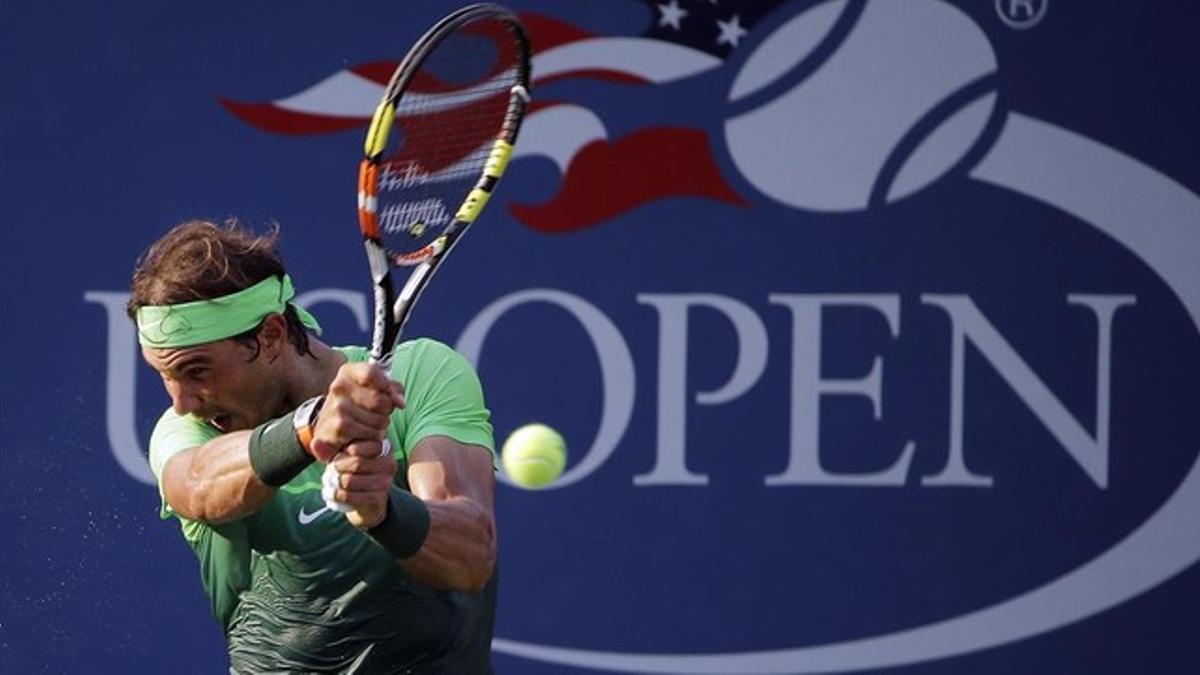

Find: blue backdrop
[2,1,1198,672]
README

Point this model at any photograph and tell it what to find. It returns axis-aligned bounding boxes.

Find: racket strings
[372,19,521,258]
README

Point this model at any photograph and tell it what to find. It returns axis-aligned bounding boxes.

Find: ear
[258,313,290,361]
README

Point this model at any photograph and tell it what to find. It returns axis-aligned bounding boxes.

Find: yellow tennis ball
[501,423,567,489]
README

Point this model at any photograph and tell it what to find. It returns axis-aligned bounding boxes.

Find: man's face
[142,339,285,433]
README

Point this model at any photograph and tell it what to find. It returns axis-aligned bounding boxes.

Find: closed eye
[184,367,209,381]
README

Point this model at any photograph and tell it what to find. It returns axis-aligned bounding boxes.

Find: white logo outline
[297,504,332,526]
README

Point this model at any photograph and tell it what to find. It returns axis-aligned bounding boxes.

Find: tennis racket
[325,5,531,519]
[359,3,532,367]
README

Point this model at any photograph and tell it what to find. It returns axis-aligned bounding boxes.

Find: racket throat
[393,261,435,331]
[370,258,436,365]
[371,281,399,364]
[366,240,399,363]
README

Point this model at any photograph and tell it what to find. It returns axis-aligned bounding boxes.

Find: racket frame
[356,3,531,366]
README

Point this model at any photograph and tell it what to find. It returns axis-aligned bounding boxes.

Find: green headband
[136,274,322,348]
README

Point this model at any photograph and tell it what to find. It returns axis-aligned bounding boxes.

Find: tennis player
[129,220,498,673]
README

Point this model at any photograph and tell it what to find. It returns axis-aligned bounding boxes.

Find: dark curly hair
[127,219,314,359]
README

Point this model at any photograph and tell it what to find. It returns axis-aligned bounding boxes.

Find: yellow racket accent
[451,140,511,222]
[363,101,396,158]
[455,188,492,223]
[483,140,514,179]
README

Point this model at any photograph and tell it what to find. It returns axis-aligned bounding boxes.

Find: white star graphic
[658,0,688,31]
[716,14,748,48]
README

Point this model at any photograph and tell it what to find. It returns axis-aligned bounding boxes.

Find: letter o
[456,289,635,489]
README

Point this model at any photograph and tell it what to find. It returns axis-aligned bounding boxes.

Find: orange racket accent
[357,160,380,238]
[389,244,437,266]
[388,235,449,267]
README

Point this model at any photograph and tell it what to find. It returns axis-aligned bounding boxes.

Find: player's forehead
[141,341,228,373]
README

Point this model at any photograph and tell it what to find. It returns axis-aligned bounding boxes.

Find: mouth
[207,414,233,432]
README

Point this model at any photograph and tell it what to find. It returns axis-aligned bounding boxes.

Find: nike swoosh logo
[297,504,331,525]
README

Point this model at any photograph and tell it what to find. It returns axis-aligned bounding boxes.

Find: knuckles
[324,365,399,418]
[333,362,397,394]
[333,451,397,477]
[312,361,402,465]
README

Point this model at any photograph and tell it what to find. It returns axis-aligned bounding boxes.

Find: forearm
[401,495,496,591]
[162,431,279,524]
[356,437,497,590]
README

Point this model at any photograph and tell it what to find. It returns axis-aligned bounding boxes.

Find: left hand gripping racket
[358,3,531,368]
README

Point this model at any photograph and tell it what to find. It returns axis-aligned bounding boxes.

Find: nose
[166,378,203,416]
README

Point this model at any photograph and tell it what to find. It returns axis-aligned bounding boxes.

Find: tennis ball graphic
[725,0,999,212]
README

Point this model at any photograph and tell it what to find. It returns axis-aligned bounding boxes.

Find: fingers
[311,363,406,460]
[338,362,406,409]
[331,441,396,474]
[316,399,390,442]
[320,441,398,527]
[323,468,394,504]
[341,438,393,458]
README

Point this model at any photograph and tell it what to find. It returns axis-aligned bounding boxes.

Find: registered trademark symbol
[995,0,1048,29]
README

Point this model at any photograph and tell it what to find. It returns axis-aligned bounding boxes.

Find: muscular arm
[161,431,276,524]
[162,360,401,525]
[401,436,497,592]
